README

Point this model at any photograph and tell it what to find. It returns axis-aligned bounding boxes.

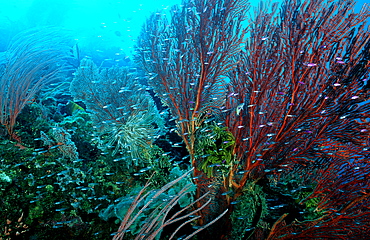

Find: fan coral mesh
[70,58,165,165]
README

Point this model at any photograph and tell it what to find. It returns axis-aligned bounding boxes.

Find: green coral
[0,172,11,183]
[230,181,268,240]
[268,173,324,221]
[195,123,235,177]
[0,135,140,239]
[10,103,53,145]
[298,190,325,220]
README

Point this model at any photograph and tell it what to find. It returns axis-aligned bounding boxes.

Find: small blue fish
[236,103,244,116]
[55,207,68,212]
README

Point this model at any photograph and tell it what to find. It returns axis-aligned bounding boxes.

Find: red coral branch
[0,28,70,139]
[226,0,370,191]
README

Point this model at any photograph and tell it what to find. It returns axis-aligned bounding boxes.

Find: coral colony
[0,0,369,239]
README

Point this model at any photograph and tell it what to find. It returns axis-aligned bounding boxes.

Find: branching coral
[135,0,370,238]
[0,27,72,140]
[111,167,228,240]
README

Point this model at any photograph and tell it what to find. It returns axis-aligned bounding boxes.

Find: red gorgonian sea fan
[133,0,370,238]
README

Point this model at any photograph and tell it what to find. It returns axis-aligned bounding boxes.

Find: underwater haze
[0,0,181,60]
[0,0,367,58]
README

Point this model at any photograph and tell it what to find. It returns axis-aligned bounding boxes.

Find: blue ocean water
[0,0,180,56]
[0,0,367,58]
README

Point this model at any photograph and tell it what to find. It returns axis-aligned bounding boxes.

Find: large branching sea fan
[226,0,370,182]
[134,0,370,239]
[135,0,249,166]
[135,0,250,232]
[225,0,370,238]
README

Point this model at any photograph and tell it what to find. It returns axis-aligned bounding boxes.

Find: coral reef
[1,0,369,239]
